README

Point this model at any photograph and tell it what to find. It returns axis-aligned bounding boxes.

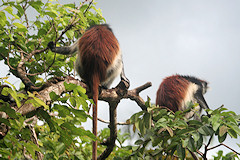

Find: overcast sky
[1,0,239,157]
[95,0,240,157]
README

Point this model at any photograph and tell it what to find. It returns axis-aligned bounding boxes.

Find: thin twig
[207,143,240,155]
[55,0,89,42]
[85,112,130,125]
[83,0,93,15]
[22,1,29,28]
[203,134,213,160]
[26,52,56,76]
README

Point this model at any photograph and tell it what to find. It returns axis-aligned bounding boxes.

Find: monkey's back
[78,24,120,83]
[156,75,190,112]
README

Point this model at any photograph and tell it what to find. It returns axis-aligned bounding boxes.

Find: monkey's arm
[48,41,78,55]
[195,91,209,109]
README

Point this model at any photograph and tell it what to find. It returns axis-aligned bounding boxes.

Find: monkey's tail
[92,73,100,160]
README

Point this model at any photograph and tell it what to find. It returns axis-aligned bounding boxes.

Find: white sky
[1,0,239,158]
[95,0,240,157]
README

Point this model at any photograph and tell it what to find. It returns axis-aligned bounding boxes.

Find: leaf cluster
[0,0,105,86]
[129,99,240,160]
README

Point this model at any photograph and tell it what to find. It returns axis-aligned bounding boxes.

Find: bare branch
[85,112,130,125]
[98,101,118,160]
[207,143,240,155]
[16,48,49,91]
[203,134,213,159]
[83,0,93,15]
[22,1,29,28]
[16,77,150,115]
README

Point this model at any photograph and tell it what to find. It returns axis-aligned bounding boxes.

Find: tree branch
[16,76,149,115]
[98,101,119,160]
[207,143,240,155]
[13,76,150,160]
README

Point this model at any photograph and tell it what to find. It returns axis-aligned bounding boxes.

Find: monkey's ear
[47,41,55,51]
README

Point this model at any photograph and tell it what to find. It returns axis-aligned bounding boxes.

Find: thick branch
[16,77,150,115]
[16,48,48,91]
[98,101,119,160]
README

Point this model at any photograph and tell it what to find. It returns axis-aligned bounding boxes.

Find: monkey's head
[200,80,208,95]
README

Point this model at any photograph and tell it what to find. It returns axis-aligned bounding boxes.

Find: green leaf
[139,118,146,135]
[188,120,202,126]
[177,144,185,160]
[14,4,24,16]
[226,122,240,136]
[143,112,151,129]
[64,82,77,91]
[2,87,21,108]
[13,22,27,32]
[71,109,88,122]
[227,129,237,138]
[23,141,41,159]
[55,143,66,155]
[182,138,189,148]
[218,132,227,143]
[219,125,228,137]
[76,85,86,94]
[38,28,47,37]
[166,126,173,137]
[28,91,49,109]
[0,118,10,126]
[130,111,144,123]
[38,109,56,132]
[188,137,196,152]
[66,30,74,39]
[29,0,44,13]
[135,139,144,145]
[0,104,18,119]
[191,132,200,142]
[196,134,203,150]
[198,125,214,136]
[4,6,13,15]
[69,97,76,107]
[53,104,70,118]
[49,91,60,101]
[0,11,7,27]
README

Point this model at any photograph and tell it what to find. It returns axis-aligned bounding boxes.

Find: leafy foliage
[0,0,240,160]
[129,98,240,159]
[0,0,105,82]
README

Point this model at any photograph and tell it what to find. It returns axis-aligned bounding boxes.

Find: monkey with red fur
[156,75,209,120]
[48,24,129,160]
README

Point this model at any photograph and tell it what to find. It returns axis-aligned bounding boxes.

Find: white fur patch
[181,83,198,111]
[102,50,122,88]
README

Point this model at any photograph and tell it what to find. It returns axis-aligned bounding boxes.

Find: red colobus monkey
[156,75,209,119]
[48,24,129,160]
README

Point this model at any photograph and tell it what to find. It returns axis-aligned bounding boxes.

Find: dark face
[201,81,208,94]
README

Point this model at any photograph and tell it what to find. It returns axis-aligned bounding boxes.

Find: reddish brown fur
[78,25,120,83]
[78,25,120,160]
[156,75,189,112]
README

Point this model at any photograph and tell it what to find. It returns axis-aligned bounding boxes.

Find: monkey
[156,75,209,119]
[48,24,129,160]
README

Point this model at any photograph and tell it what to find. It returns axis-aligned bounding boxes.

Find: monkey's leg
[120,62,130,85]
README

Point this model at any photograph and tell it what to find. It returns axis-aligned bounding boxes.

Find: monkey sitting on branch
[156,75,209,120]
[48,24,130,160]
